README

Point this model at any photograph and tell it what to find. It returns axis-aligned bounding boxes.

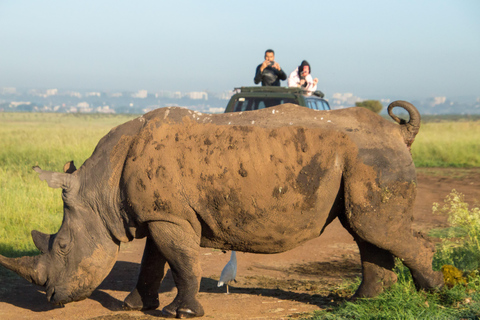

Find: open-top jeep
[224,86,330,113]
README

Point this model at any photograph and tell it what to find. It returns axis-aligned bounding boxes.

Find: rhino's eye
[56,237,72,254]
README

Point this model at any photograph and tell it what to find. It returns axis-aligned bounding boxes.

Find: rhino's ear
[31,230,53,253]
[63,161,76,174]
[33,166,73,189]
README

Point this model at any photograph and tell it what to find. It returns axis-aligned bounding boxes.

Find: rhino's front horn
[0,254,46,286]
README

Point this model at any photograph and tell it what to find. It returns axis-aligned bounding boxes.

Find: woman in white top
[288,60,318,92]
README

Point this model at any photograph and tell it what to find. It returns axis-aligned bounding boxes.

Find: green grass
[307,267,480,319]
[0,112,137,257]
[307,264,480,320]
[412,121,480,167]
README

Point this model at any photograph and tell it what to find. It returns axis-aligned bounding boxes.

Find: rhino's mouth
[46,285,88,306]
[47,286,69,305]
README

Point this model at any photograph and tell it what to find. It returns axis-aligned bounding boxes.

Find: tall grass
[412,121,480,167]
[0,113,136,257]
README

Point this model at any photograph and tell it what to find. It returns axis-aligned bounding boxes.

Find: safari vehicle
[224,86,330,113]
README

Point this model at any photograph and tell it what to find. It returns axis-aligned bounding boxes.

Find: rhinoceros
[0,102,443,318]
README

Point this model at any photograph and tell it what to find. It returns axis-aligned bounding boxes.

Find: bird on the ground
[217,251,237,294]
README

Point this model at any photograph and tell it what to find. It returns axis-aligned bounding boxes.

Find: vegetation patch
[412,121,480,167]
[306,191,480,319]
[432,190,480,272]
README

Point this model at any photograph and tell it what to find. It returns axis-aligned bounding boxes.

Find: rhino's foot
[353,262,398,299]
[162,300,204,318]
[412,269,444,292]
[123,288,159,311]
[162,307,199,319]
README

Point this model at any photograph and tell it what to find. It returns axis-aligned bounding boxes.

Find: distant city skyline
[2,85,478,115]
[1,0,479,101]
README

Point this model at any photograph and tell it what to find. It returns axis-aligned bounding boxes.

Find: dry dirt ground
[1,168,479,320]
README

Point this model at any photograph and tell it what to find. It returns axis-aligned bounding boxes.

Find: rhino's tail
[387,100,421,151]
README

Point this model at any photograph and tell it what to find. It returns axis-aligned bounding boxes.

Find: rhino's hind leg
[349,210,444,294]
[337,213,398,298]
[344,222,443,297]
[124,237,166,311]
[342,179,444,296]
[391,232,444,292]
[351,240,397,298]
[339,175,443,296]
[148,221,204,318]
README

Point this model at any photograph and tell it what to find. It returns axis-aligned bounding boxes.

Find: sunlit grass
[0,113,136,256]
[413,121,480,167]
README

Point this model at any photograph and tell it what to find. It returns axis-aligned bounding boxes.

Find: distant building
[132,90,148,98]
[86,92,101,97]
[431,96,447,106]
[66,91,82,98]
[186,91,208,100]
[10,101,31,107]
[330,92,362,109]
[77,102,92,113]
[208,107,224,114]
[46,89,58,96]
[216,91,234,100]
[95,105,115,113]
[1,87,17,94]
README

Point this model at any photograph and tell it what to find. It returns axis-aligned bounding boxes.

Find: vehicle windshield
[233,97,298,112]
[305,98,330,110]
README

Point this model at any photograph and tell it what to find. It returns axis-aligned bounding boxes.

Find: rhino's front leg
[148,220,204,318]
[124,237,166,310]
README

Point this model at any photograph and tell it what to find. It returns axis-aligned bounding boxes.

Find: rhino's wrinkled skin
[0,102,444,318]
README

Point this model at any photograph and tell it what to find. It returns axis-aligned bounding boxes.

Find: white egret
[217,251,237,294]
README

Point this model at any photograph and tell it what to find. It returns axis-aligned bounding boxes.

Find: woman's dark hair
[298,60,311,74]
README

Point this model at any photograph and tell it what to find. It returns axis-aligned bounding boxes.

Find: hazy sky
[1,0,479,100]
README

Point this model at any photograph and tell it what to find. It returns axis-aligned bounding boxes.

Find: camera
[269,61,275,66]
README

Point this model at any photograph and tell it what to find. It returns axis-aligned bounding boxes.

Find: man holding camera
[254,49,287,86]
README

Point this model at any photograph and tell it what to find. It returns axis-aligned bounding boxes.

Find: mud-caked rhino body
[0,103,443,318]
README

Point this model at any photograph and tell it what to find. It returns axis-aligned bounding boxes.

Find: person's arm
[277,68,287,81]
[287,70,299,87]
[254,65,262,84]
[272,62,287,81]
[307,82,317,92]
[305,75,318,91]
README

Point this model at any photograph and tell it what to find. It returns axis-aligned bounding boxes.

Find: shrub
[355,100,383,114]
[432,190,480,272]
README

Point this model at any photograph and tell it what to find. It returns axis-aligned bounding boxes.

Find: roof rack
[234,86,324,98]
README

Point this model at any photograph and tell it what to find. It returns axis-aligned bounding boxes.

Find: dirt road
[1,168,479,319]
